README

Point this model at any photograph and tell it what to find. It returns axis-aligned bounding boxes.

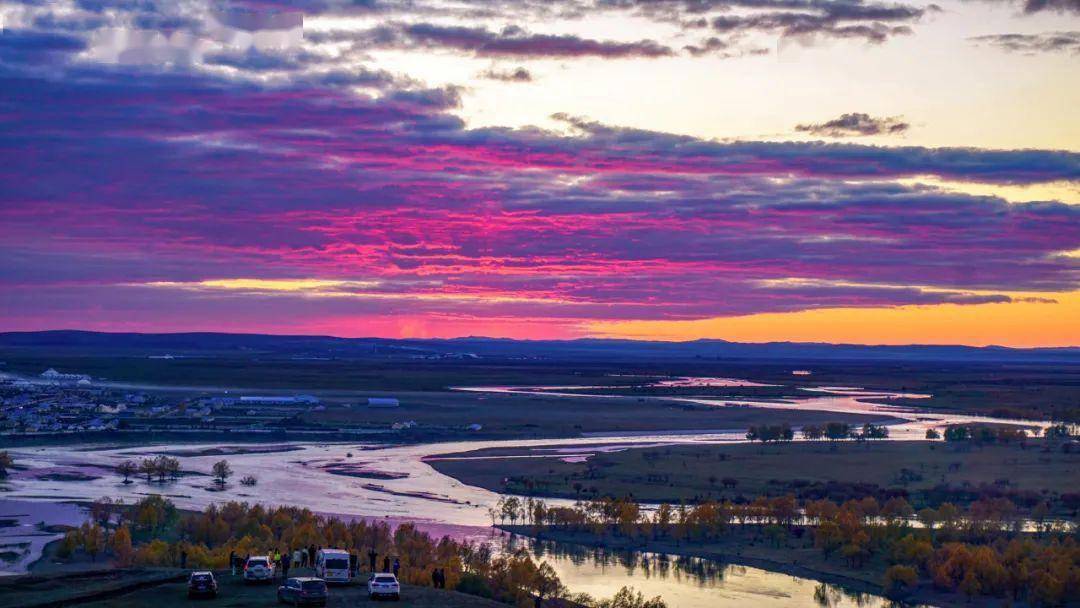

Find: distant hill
[1,330,1078,364]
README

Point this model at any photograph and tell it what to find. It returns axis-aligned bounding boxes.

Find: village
[0,368,466,438]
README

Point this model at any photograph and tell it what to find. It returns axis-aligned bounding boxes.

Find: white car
[314,548,351,584]
[367,573,400,601]
[243,555,275,583]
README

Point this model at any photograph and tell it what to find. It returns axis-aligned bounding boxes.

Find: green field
[430,440,1080,512]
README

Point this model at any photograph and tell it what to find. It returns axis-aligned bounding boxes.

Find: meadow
[430,439,1080,513]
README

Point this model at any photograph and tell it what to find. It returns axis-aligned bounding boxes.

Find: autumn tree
[81,522,105,562]
[883,565,918,600]
[111,526,134,566]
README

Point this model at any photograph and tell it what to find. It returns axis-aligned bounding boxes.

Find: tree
[82,522,105,562]
[212,460,232,488]
[802,425,824,441]
[162,456,181,481]
[883,565,918,600]
[1043,423,1073,440]
[0,451,13,477]
[944,426,970,442]
[240,475,258,486]
[825,422,850,442]
[138,458,156,483]
[861,423,889,441]
[117,460,137,484]
[500,497,522,526]
[925,428,940,440]
[597,586,668,608]
[90,497,114,527]
[110,526,134,566]
[531,562,563,605]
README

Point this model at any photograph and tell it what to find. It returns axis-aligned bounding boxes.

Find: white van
[315,548,351,583]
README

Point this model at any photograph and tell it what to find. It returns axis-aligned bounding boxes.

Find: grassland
[2,346,1076,420]
[2,345,1077,443]
[0,566,507,608]
[302,389,883,437]
[429,440,1080,512]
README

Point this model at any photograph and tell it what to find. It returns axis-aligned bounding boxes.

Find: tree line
[502,494,1078,606]
[57,494,665,608]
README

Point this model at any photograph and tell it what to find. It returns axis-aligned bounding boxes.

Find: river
[0,381,1049,605]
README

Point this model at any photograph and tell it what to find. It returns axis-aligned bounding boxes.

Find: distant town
[0,367,468,438]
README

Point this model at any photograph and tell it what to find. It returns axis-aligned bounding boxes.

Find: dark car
[187,571,218,598]
[277,577,328,606]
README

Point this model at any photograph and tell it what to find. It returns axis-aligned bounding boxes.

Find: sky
[0,0,1078,346]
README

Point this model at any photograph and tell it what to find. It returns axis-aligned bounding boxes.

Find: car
[187,571,218,598]
[367,573,400,601]
[314,548,351,583]
[277,577,328,606]
[243,555,275,583]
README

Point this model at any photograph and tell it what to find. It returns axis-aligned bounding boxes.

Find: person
[349,551,358,578]
[308,545,316,568]
[293,548,302,569]
[383,556,390,573]
[179,549,187,569]
[281,550,290,580]
[392,557,400,577]
[438,568,446,589]
[431,567,439,588]
[229,550,236,576]
[368,548,377,573]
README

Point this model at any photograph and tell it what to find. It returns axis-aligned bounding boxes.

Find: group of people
[430,567,448,588]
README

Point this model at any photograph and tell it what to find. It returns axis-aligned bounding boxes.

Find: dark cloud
[312,22,675,58]
[980,0,1080,13]
[711,10,920,44]
[479,66,534,82]
[683,37,770,57]
[969,31,1080,54]
[796,113,911,137]
[204,48,333,71]
[0,29,86,67]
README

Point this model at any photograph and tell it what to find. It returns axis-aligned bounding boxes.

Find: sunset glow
[1,0,1078,346]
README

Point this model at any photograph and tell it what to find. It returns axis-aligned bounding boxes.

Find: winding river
[0,381,1050,605]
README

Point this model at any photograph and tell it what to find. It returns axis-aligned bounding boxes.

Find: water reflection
[497,535,911,608]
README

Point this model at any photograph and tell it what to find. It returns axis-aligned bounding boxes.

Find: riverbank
[502,525,994,608]
[0,565,510,608]
[431,439,1080,512]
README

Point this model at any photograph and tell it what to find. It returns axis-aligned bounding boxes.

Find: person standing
[229,550,236,576]
[392,557,400,577]
[349,551,358,578]
[281,550,290,580]
[368,548,377,573]
[431,567,439,588]
[382,556,390,573]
